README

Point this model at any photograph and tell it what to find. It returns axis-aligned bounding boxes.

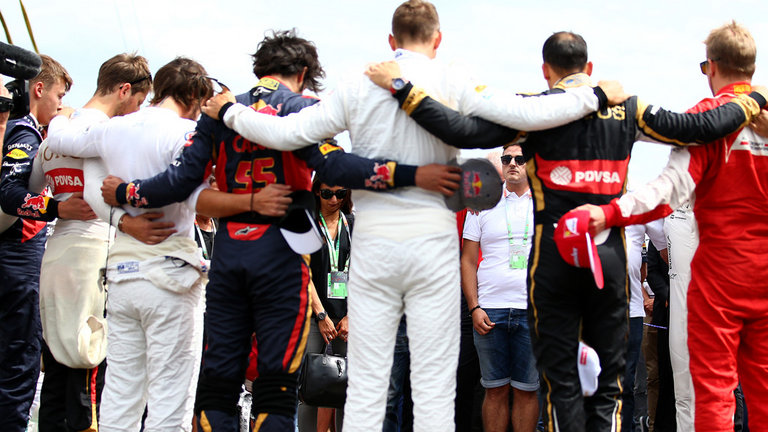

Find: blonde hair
[705,21,756,78]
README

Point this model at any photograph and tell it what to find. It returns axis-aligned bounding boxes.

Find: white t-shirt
[463,187,532,309]
[625,218,665,317]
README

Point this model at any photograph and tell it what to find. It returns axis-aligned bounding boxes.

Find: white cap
[577,341,601,396]
[279,208,323,254]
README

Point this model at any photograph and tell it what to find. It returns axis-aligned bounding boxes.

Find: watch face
[392,78,406,91]
[317,311,327,321]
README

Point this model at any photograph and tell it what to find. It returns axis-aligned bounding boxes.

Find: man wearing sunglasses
[461,143,539,432]
[363,29,768,432]
[577,21,768,431]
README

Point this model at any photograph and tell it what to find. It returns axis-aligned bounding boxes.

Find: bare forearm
[195,189,250,218]
[309,280,323,315]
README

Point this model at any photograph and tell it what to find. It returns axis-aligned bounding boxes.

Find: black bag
[298,345,348,409]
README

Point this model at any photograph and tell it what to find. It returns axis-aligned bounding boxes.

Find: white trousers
[342,214,460,432]
[665,207,697,432]
[99,277,203,432]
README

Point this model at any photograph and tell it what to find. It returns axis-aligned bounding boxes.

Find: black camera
[0,42,42,119]
[0,79,29,119]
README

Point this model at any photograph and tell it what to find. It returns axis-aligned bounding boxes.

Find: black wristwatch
[315,311,327,322]
[390,77,408,94]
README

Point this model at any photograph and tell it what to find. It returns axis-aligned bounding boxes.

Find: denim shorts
[473,308,539,391]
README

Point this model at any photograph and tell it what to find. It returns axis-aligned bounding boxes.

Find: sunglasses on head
[319,188,348,200]
[500,155,525,166]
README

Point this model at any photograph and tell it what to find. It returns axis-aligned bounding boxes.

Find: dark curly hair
[252,29,325,93]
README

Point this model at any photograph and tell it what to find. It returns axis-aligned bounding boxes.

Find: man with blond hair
[579,21,768,431]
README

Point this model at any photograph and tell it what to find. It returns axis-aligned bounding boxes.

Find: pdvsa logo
[550,166,572,185]
[550,166,620,185]
[574,170,621,184]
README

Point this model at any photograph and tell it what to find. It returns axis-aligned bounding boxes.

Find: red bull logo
[255,102,282,116]
[470,172,482,196]
[126,183,140,202]
[374,164,392,182]
[21,194,48,211]
[463,171,483,197]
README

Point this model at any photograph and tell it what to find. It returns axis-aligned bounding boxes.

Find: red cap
[554,209,604,289]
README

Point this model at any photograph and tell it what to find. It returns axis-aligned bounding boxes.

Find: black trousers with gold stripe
[39,342,105,432]
[528,226,628,432]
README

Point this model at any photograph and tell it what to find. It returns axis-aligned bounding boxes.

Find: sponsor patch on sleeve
[318,139,342,155]
[21,193,49,213]
[184,131,196,147]
[5,148,29,159]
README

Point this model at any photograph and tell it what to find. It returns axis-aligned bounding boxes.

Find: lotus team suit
[112,76,431,432]
[381,74,766,431]
[600,81,768,431]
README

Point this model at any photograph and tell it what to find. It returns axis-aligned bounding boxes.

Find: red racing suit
[601,82,768,432]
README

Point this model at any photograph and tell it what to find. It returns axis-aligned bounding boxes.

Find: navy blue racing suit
[0,115,48,432]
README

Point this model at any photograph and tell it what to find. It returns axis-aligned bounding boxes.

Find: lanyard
[504,188,532,253]
[195,219,216,260]
[319,212,349,271]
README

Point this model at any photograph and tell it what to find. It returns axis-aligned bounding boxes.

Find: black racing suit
[384,74,766,432]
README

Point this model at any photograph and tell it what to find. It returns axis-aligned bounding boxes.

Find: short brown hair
[705,21,756,78]
[149,57,212,111]
[391,0,439,45]
[33,54,72,91]
[95,53,152,96]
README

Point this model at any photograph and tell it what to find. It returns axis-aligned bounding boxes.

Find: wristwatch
[315,311,327,322]
[390,77,408,94]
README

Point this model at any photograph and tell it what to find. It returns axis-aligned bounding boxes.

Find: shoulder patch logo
[184,131,196,147]
[6,148,29,159]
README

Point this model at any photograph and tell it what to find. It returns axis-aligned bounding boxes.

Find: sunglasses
[500,155,525,166]
[699,58,720,75]
[121,75,151,90]
[319,188,348,200]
